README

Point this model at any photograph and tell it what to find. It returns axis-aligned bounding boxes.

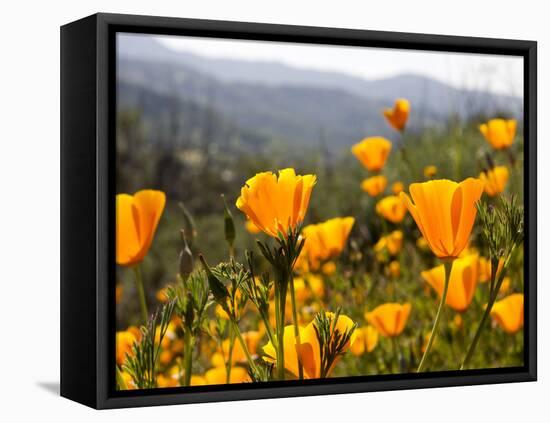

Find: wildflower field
[114,34,525,390]
[115,92,525,390]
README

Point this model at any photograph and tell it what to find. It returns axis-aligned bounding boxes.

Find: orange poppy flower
[383,98,410,132]
[479,166,509,197]
[236,168,316,238]
[262,313,356,379]
[350,326,379,356]
[490,293,524,334]
[421,254,479,312]
[351,137,392,172]
[116,189,166,266]
[400,178,484,259]
[365,303,411,337]
[479,119,517,150]
[361,175,388,197]
[376,195,407,223]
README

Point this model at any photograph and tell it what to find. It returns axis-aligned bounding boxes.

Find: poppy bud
[221,194,236,253]
[178,202,197,247]
[184,292,195,328]
[199,254,229,303]
[178,230,194,280]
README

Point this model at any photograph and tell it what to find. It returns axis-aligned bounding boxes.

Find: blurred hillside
[117,34,522,153]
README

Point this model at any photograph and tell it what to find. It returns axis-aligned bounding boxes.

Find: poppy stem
[274,286,285,380]
[230,319,260,376]
[182,330,194,386]
[116,365,128,390]
[391,337,400,373]
[132,265,148,323]
[289,274,304,379]
[460,266,508,369]
[225,326,235,383]
[417,259,452,372]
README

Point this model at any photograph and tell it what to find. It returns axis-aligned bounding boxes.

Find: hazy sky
[159,35,523,97]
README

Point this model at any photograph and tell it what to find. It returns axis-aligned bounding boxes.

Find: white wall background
[0,0,546,420]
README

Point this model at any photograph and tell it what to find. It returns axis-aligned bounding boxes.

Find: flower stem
[132,265,148,323]
[274,287,285,380]
[183,330,193,386]
[289,274,304,379]
[260,309,277,349]
[230,319,260,375]
[116,365,128,390]
[225,324,235,383]
[417,259,452,372]
[391,337,400,373]
[460,268,507,369]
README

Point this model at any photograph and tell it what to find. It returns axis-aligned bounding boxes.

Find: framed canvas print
[60,13,537,409]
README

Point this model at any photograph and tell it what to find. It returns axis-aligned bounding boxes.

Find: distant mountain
[116,34,522,151]
[118,34,522,118]
[118,56,403,148]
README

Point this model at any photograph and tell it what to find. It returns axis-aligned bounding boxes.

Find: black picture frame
[60,12,537,409]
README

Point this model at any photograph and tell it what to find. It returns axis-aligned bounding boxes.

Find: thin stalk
[417,259,453,372]
[225,325,235,383]
[132,265,148,323]
[288,274,304,379]
[391,337,400,373]
[182,330,193,386]
[116,366,128,390]
[230,319,260,375]
[460,268,507,369]
[260,309,277,349]
[274,287,285,380]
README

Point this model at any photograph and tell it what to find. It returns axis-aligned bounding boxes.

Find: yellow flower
[423,165,438,179]
[391,181,404,195]
[190,375,207,386]
[116,190,166,266]
[157,374,179,388]
[116,285,123,304]
[374,230,403,256]
[321,261,337,276]
[236,168,316,238]
[453,314,463,330]
[245,218,262,234]
[479,166,509,197]
[366,303,411,337]
[156,287,169,303]
[376,195,407,223]
[302,217,355,269]
[159,350,174,366]
[262,313,356,379]
[400,178,484,259]
[361,175,388,197]
[116,330,137,365]
[205,366,251,384]
[118,370,137,390]
[499,277,511,294]
[350,326,379,356]
[416,236,429,251]
[490,293,524,334]
[421,254,479,312]
[171,339,184,354]
[293,275,325,302]
[351,137,392,172]
[478,257,504,283]
[479,119,517,150]
[218,331,261,365]
[383,98,410,132]
[387,260,401,279]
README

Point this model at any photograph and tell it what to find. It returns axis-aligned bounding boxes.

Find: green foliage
[123,299,176,389]
[314,308,357,378]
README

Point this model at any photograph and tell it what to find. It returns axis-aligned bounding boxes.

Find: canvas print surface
[115,32,525,391]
